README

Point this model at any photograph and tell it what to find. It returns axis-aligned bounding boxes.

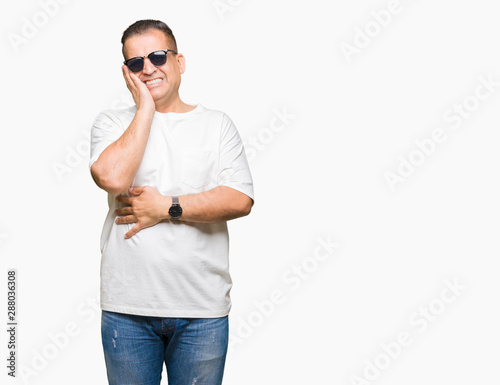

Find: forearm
[91,108,154,195]
[167,186,253,223]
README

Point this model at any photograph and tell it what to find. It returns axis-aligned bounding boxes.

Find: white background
[1,0,499,384]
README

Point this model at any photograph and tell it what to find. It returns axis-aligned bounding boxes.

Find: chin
[150,88,167,98]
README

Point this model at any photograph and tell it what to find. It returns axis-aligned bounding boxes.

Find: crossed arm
[113,185,252,239]
[90,66,252,239]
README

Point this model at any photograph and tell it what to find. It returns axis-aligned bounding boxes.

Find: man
[89,19,254,385]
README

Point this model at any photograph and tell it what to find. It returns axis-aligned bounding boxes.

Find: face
[123,29,185,108]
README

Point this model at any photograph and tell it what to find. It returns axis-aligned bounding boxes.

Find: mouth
[144,78,163,88]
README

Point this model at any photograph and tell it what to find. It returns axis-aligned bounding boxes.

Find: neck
[155,96,194,113]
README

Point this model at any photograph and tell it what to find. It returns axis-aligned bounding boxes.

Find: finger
[122,65,142,93]
[116,196,132,204]
[125,224,142,239]
[128,71,143,88]
[115,215,137,225]
[129,186,144,196]
[115,206,133,216]
[122,65,133,87]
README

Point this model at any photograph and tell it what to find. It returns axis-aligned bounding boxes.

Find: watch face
[169,205,182,219]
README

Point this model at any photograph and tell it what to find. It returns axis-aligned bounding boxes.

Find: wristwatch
[168,196,183,220]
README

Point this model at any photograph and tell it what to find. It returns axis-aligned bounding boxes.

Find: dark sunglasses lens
[149,51,167,66]
[127,58,144,73]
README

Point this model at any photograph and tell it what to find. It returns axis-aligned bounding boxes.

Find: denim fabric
[101,310,228,385]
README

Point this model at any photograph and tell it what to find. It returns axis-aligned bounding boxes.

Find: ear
[176,53,186,74]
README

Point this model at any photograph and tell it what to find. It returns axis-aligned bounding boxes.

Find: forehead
[123,29,170,59]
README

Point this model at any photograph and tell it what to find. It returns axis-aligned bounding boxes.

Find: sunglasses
[123,49,177,73]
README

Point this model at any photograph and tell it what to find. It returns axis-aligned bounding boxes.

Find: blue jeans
[101,310,228,385]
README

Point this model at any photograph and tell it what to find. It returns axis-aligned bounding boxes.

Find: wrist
[168,196,183,220]
[136,105,155,120]
[162,195,173,220]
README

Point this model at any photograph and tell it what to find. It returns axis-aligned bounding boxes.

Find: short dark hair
[121,19,178,57]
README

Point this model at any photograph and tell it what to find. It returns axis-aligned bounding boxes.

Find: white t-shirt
[89,104,254,318]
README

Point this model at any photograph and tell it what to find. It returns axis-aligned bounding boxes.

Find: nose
[142,57,156,75]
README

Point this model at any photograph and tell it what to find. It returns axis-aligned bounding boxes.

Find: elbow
[103,183,129,196]
[239,197,253,217]
[91,163,129,195]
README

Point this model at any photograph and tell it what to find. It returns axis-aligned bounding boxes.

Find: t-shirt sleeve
[89,111,125,168]
[217,114,254,202]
